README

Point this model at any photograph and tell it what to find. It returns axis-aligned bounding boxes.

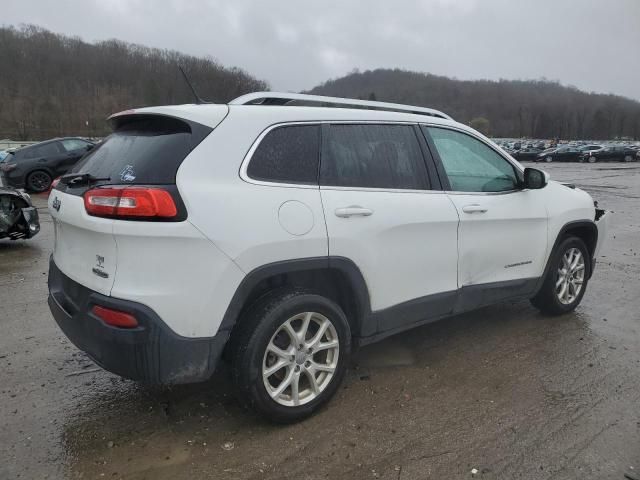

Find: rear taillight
[92,305,138,329]
[84,187,177,219]
[51,177,61,190]
[0,163,17,172]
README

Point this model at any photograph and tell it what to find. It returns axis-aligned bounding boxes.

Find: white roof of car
[110,92,458,130]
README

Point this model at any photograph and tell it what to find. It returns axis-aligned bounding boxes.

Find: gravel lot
[1,163,639,480]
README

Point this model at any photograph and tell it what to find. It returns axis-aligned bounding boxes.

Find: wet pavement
[1,163,639,479]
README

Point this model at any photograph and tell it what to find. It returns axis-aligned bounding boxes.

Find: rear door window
[61,139,90,152]
[71,115,211,184]
[321,124,429,190]
[247,125,320,184]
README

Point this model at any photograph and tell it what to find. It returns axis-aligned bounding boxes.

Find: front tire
[588,156,597,163]
[531,236,590,315]
[230,289,351,423]
[545,156,553,163]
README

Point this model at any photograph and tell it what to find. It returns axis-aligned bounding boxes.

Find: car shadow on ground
[58,300,602,479]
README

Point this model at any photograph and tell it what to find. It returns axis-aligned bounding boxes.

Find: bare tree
[0,25,268,140]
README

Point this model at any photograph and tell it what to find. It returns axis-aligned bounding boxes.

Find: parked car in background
[0,137,94,192]
[580,146,638,163]
[579,144,604,155]
[536,146,583,163]
[512,147,544,161]
[0,186,40,240]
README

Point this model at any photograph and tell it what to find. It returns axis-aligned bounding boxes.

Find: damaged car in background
[0,186,40,240]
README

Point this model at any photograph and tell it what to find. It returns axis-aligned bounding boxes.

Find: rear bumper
[47,257,228,384]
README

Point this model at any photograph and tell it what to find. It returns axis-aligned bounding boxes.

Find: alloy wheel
[28,172,51,192]
[262,312,339,407]
[555,247,585,305]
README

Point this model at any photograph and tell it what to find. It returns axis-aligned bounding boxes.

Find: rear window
[72,115,211,184]
[61,139,91,152]
[247,125,320,184]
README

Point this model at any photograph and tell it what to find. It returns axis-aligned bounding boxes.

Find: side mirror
[523,167,548,189]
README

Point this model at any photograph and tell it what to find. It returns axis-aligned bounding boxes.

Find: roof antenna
[179,65,208,104]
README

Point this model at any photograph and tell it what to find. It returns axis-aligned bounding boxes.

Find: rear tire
[588,156,597,163]
[229,288,351,423]
[531,236,590,316]
[545,156,553,163]
[26,170,52,193]
[624,155,633,162]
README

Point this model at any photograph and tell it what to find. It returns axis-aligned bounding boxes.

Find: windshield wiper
[59,173,111,186]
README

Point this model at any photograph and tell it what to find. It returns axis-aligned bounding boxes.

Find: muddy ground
[1,163,638,479]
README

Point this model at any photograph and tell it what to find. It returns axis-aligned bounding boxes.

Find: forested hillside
[0,25,267,140]
[2,25,639,141]
[309,69,640,140]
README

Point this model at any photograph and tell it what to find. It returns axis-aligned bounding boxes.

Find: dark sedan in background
[0,137,94,192]
[580,146,638,163]
[512,147,544,161]
[536,146,584,162]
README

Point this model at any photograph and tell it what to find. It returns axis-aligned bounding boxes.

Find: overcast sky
[3,0,640,100]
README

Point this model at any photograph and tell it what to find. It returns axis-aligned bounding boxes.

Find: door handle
[335,206,374,218]
[462,204,488,214]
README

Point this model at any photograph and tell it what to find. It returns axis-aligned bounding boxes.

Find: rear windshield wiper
[59,173,111,186]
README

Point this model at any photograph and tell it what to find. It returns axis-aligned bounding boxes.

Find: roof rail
[229,92,453,120]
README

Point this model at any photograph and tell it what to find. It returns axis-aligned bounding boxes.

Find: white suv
[47,92,610,422]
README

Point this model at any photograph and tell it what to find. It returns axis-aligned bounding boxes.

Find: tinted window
[321,124,428,190]
[72,115,210,184]
[61,139,90,151]
[24,142,62,159]
[426,127,518,192]
[247,125,320,184]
